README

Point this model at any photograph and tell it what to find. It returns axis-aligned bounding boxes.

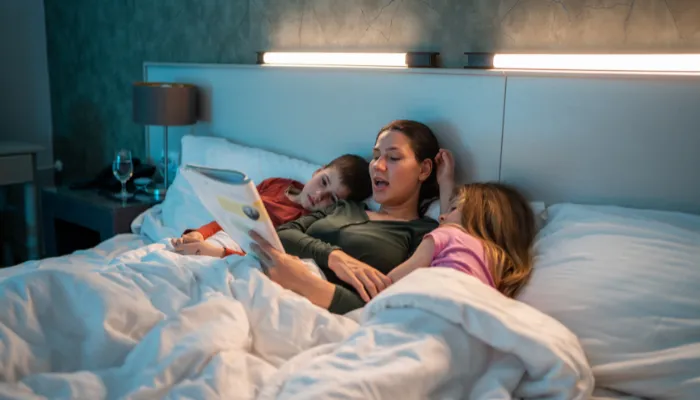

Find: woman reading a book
[251,120,456,315]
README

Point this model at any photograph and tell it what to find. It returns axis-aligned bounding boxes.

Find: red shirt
[187,178,309,256]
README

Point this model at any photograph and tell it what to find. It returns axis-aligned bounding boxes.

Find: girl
[387,182,536,298]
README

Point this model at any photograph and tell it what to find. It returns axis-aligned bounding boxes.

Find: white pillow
[404,198,547,225]
[180,135,321,184]
[161,135,322,234]
[518,203,700,399]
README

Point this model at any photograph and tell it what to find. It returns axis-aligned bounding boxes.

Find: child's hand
[173,241,225,257]
[435,149,455,188]
[387,265,412,283]
[171,231,204,247]
[387,269,401,283]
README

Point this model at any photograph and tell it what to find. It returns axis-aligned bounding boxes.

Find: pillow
[161,135,322,234]
[385,198,547,225]
[180,135,321,184]
[518,203,700,399]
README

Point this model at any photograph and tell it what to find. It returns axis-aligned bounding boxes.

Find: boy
[172,154,372,257]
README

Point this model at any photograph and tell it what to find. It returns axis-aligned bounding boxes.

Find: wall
[0,0,54,265]
[44,0,700,179]
[0,0,53,168]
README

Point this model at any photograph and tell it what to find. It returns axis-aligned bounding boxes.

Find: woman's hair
[375,120,440,215]
[454,182,536,298]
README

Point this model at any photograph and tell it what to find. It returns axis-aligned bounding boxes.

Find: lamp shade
[133,82,198,126]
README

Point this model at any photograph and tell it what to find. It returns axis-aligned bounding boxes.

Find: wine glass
[112,149,133,203]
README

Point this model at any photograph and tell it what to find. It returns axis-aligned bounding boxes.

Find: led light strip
[465,53,700,73]
[258,52,438,68]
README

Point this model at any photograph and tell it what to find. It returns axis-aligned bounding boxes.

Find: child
[172,154,372,258]
[387,182,536,298]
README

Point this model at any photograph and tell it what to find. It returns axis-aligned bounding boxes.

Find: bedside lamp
[133,82,198,197]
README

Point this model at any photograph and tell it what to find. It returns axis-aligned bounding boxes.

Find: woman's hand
[435,148,455,189]
[328,250,392,302]
[250,232,311,291]
[171,231,204,247]
[172,241,225,257]
[250,231,335,308]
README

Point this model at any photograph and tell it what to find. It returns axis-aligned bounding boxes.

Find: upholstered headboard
[500,72,700,214]
[143,63,700,214]
[143,64,505,184]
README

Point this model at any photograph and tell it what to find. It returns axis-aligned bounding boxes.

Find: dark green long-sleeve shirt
[277,200,438,314]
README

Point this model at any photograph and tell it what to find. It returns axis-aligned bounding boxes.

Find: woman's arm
[250,231,363,312]
[387,237,435,282]
[267,259,365,314]
[435,149,455,214]
[328,286,366,314]
[327,250,392,302]
[277,206,341,269]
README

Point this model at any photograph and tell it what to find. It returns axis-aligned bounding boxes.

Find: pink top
[425,224,496,288]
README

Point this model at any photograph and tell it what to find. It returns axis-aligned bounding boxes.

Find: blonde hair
[454,182,536,298]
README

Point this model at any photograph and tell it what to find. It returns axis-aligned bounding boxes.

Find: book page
[180,165,284,255]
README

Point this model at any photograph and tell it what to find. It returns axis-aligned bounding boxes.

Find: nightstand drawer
[0,154,33,185]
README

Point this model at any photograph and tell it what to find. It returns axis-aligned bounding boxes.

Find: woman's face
[370,130,431,207]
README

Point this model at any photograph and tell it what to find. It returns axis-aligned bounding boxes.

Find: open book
[179,164,284,255]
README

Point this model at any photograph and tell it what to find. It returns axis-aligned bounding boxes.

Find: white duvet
[0,241,593,399]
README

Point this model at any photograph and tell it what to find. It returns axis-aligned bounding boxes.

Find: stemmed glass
[112,149,133,204]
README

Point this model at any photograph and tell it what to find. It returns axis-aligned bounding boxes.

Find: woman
[251,120,456,314]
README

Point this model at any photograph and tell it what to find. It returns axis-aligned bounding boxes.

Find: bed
[0,64,699,399]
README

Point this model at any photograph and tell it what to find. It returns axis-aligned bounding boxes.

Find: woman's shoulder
[416,215,440,228]
[406,215,439,236]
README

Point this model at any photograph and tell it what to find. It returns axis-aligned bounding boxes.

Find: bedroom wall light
[257,52,439,68]
[464,53,700,73]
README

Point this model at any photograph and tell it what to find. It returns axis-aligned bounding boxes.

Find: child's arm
[194,221,223,239]
[387,237,435,283]
[173,241,241,257]
[181,221,223,240]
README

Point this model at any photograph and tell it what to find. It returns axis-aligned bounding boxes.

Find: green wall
[44,0,700,179]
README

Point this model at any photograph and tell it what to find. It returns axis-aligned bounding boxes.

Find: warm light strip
[492,54,700,72]
[261,52,408,67]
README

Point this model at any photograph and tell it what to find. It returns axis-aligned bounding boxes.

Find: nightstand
[41,187,160,257]
[0,141,43,260]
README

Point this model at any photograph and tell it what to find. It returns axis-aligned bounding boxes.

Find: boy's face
[299,166,350,211]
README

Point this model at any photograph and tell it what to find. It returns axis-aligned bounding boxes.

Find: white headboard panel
[144,63,700,214]
[500,73,700,215]
[144,64,506,183]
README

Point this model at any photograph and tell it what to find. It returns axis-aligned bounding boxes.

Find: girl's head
[441,182,536,298]
[370,120,440,215]
[298,154,372,211]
